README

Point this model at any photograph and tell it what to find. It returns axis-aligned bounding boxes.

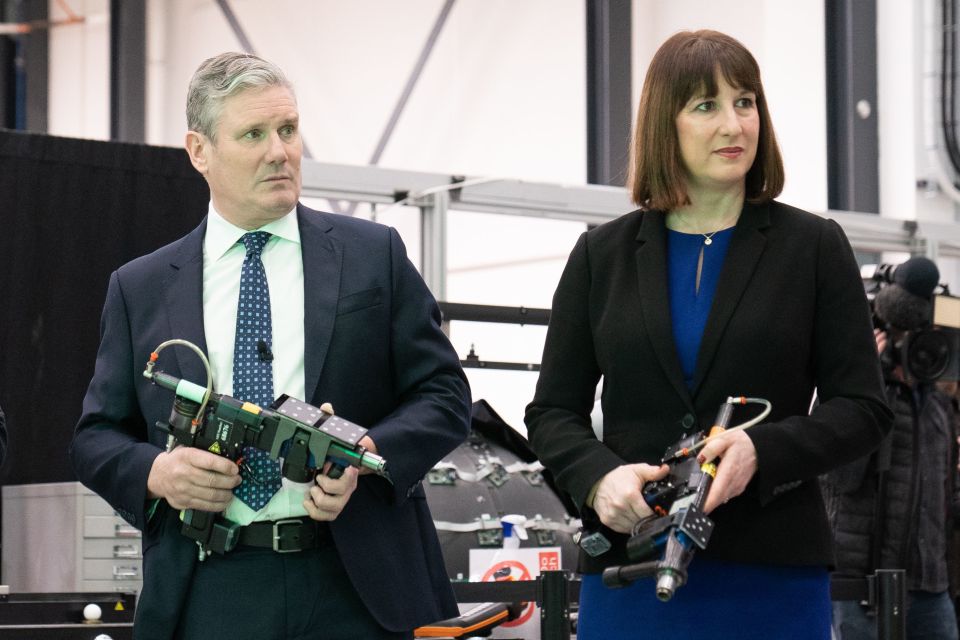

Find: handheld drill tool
[142,339,390,558]
[601,396,771,601]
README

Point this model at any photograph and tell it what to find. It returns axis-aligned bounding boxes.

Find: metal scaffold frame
[300,159,959,298]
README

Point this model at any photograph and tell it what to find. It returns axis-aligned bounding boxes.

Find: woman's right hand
[589,463,670,533]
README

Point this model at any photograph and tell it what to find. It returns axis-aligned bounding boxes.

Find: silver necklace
[673,212,738,246]
[701,229,721,246]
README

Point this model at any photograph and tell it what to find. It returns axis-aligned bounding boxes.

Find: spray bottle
[500,514,528,550]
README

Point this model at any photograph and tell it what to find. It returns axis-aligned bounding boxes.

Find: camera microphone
[874,284,932,332]
[878,256,940,298]
[257,340,273,363]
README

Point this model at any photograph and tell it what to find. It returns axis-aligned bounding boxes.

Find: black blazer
[525,200,892,573]
[70,205,471,637]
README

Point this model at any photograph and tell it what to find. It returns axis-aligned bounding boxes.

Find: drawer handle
[114,524,141,538]
[113,545,141,559]
[112,566,140,580]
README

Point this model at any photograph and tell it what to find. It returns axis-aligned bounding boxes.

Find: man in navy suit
[70,52,470,640]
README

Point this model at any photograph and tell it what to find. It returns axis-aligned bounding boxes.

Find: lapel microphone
[256,340,274,362]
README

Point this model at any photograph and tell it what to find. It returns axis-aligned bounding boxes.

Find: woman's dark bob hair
[628,29,784,210]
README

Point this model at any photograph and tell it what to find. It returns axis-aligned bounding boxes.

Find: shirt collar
[204,202,301,261]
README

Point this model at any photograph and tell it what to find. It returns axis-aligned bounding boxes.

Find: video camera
[863,257,960,383]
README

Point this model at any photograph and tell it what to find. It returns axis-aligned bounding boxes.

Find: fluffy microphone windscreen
[893,256,940,298]
[874,284,932,331]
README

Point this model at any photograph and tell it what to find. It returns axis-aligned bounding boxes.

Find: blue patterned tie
[231,231,282,510]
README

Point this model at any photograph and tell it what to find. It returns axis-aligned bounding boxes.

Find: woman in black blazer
[525,30,892,639]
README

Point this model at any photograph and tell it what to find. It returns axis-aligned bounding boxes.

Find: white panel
[147,0,249,147]
[45,0,846,422]
[630,0,828,212]
[878,0,919,220]
[145,0,586,185]
[48,0,110,139]
[446,209,584,307]
[912,0,958,222]
[760,0,827,213]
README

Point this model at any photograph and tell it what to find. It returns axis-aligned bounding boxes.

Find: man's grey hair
[186,52,294,140]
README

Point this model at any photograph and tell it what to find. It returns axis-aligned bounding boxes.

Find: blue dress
[576,227,831,639]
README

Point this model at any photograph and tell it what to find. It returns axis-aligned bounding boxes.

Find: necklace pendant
[703,237,713,246]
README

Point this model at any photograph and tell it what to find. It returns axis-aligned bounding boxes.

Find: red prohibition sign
[482,560,535,627]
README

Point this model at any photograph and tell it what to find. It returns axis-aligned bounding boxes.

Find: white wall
[878,0,960,285]
[44,0,855,431]
[632,0,828,213]
[51,1,831,207]
[878,0,920,222]
[48,0,110,139]
[145,0,587,184]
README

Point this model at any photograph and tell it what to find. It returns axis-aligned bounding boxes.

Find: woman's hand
[590,463,669,533]
[698,429,757,513]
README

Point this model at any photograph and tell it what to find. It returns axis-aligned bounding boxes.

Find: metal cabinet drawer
[83,539,142,560]
[84,516,141,539]
[82,559,142,581]
[81,579,142,593]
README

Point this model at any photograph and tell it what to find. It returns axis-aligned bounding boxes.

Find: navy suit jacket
[526,200,893,574]
[71,204,471,637]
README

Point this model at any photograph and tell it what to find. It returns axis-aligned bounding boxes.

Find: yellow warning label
[208,442,222,454]
[115,601,125,611]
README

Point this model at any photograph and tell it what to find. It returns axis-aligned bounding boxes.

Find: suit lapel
[297,205,340,401]
[691,202,770,395]
[164,220,209,386]
[635,211,694,408]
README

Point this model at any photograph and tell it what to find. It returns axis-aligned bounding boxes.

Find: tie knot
[240,231,272,258]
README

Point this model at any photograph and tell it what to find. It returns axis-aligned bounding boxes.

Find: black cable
[941,0,960,180]
[950,0,960,168]
[941,0,955,170]
[941,0,952,165]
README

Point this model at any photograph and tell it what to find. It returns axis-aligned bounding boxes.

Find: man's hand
[875,327,887,355]
[698,429,758,513]
[320,401,379,476]
[356,435,379,475]
[304,464,359,521]
[590,463,669,533]
[147,447,240,511]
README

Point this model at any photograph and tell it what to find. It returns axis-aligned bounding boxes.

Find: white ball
[94,635,113,640]
[83,603,102,621]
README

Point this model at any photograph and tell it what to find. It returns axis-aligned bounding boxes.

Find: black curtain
[0,129,209,487]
